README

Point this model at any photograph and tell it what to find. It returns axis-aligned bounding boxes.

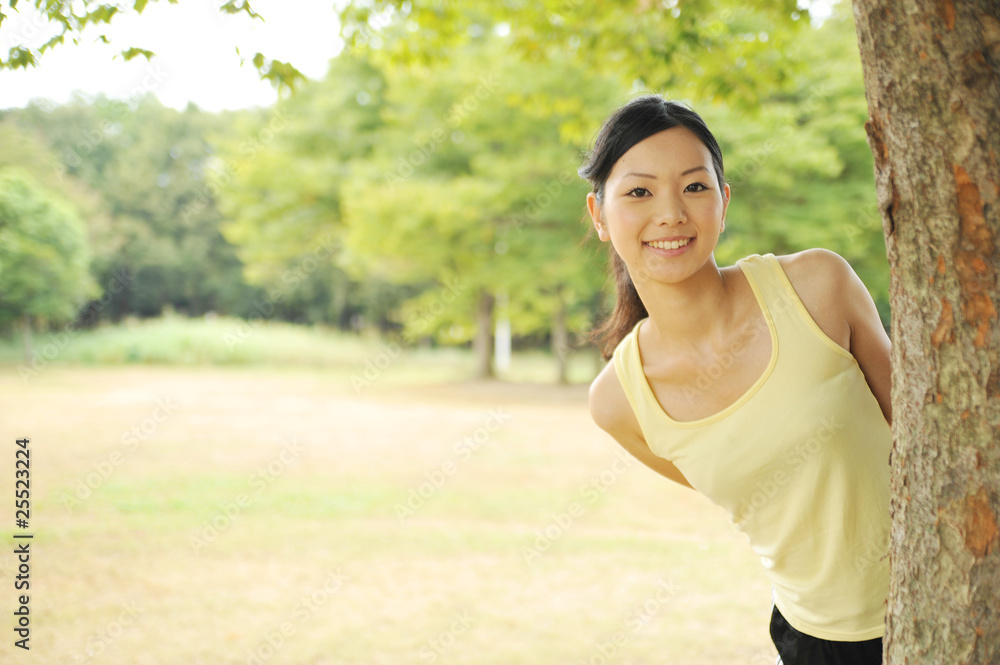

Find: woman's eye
[685,182,709,193]
[627,187,651,197]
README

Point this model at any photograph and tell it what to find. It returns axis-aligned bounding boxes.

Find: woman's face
[588,126,730,288]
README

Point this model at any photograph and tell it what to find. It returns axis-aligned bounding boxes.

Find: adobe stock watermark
[726,83,829,189]
[62,397,177,511]
[383,74,500,190]
[417,610,476,664]
[394,409,512,522]
[190,438,303,552]
[55,63,169,181]
[223,232,338,350]
[344,8,394,49]
[179,107,293,224]
[732,416,844,524]
[243,568,351,665]
[574,579,678,665]
[521,447,636,563]
[852,530,890,575]
[4,6,60,51]
[350,276,466,394]
[679,287,796,404]
[844,205,885,242]
[18,268,133,383]
[61,601,144,665]
[507,170,577,234]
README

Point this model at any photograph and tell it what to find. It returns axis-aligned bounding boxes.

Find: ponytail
[592,247,647,361]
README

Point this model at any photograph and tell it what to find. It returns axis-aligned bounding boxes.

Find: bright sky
[0,2,836,113]
[0,0,344,111]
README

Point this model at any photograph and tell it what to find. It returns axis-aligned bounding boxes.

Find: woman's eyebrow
[623,165,709,179]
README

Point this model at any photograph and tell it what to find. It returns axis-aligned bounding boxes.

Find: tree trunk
[20,315,33,364]
[473,289,495,379]
[334,275,351,330]
[552,286,569,385]
[851,2,1000,663]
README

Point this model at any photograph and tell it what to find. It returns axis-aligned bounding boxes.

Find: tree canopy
[0,168,96,330]
[0,1,890,379]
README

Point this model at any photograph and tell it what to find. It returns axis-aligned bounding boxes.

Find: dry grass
[0,365,777,664]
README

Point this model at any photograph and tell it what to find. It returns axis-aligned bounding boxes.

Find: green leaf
[120,47,155,62]
[5,46,36,69]
[86,5,120,26]
[220,0,262,20]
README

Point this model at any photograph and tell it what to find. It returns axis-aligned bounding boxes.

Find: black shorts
[769,604,883,665]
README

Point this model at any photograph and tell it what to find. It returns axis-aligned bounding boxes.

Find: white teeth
[645,238,692,250]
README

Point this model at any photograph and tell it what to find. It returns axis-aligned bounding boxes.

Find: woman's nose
[652,193,686,225]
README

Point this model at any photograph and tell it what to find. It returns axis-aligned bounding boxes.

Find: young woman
[580,94,892,665]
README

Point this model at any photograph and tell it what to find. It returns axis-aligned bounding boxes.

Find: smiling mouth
[644,238,693,250]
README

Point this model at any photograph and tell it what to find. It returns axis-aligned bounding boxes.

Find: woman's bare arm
[589,361,695,489]
[779,249,892,425]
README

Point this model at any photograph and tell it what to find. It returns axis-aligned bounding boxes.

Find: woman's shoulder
[730,249,852,280]
[589,359,630,435]
[773,248,861,305]
[588,357,697,490]
[773,250,892,422]
[772,248,864,351]
[728,249,856,306]
[774,248,854,280]
[589,357,650,444]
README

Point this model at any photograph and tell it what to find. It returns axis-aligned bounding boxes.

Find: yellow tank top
[612,253,890,641]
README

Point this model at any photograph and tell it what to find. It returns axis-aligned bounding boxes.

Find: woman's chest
[643,317,775,423]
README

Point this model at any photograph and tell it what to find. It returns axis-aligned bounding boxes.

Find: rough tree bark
[851,1,1000,663]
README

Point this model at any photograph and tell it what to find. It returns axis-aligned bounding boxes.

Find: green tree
[337,0,810,108]
[217,53,395,329]
[11,94,263,321]
[0,113,111,268]
[342,37,622,378]
[0,169,96,359]
[706,4,889,320]
[337,2,892,375]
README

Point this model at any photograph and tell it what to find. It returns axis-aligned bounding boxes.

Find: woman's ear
[587,192,610,241]
[720,183,731,233]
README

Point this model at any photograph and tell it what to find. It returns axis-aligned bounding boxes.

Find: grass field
[0,352,779,663]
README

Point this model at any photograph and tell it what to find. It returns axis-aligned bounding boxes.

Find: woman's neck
[633,261,735,350]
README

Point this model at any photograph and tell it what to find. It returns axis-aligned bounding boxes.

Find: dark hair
[579,94,726,360]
